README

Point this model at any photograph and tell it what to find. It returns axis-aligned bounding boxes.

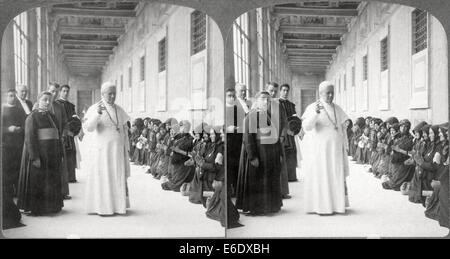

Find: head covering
[355,117,365,128]
[413,121,428,134]
[179,120,191,132]
[287,116,302,135]
[422,124,431,136]
[193,122,208,135]
[134,118,144,129]
[439,122,449,134]
[386,117,399,125]
[373,118,383,125]
[100,81,116,93]
[159,123,167,130]
[399,119,411,129]
[202,124,212,135]
[438,122,448,140]
[346,119,353,128]
[318,81,334,93]
[211,125,223,142]
[165,118,178,128]
[153,119,161,126]
[36,91,52,102]
[431,125,440,138]
[211,125,223,134]
[390,123,400,132]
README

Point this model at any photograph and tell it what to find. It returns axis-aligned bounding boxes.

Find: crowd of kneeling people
[346,116,449,230]
[127,117,239,228]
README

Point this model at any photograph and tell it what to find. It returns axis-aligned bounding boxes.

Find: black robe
[17,110,64,215]
[273,100,289,196]
[205,148,241,228]
[226,104,245,196]
[350,128,362,160]
[2,105,25,229]
[56,99,78,182]
[236,110,283,214]
[51,101,69,196]
[2,105,26,192]
[424,143,448,221]
[383,133,415,190]
[438,166,449,229]
[161,133,195,192]
[409,140,438,205]
[146,130,157,167]
[154,133,172,179]
[189,141,221,205]
[279,98,298,182]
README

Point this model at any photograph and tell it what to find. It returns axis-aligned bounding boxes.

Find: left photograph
[1,1,225,238]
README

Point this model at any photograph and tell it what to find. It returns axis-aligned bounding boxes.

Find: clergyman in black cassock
[2,90,24,229]
[17,92,64,215]
[225,88,246,197]
[56,85,79,183]
[279,84,299,182]
[236,92,283,215]
[47,83,70,198]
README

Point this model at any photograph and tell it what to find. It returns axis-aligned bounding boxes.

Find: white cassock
[83,101,131,215]
[301,101,350,214]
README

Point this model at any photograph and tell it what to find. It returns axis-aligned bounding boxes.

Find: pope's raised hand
[315,100,324,114]
[97,102,106,114]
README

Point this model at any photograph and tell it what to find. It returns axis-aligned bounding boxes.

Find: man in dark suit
[56,84,80,183]
[48,82,71,200]
[279,84,299,182]
[14,84,33,117]
[12,85,32,194]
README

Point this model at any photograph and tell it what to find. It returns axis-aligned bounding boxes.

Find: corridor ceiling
[51,1,139,76]
[273,1,362,75]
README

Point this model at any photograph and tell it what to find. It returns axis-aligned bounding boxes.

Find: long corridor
[2,148,224,238]
[227,159,449,238]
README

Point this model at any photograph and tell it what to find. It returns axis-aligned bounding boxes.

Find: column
[248,10,258,97]
[27,9,38,101]
[1,22,15,95]
[40,7,48,91]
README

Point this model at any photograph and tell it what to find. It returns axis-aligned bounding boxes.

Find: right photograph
[225,1,449,237]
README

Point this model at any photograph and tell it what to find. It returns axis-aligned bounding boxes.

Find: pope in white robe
[301,81,350,215]
[83,82,131,215]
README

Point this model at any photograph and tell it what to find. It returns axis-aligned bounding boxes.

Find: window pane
[412,9,427,54]
[380,37,388,71]
[191,10,206,55]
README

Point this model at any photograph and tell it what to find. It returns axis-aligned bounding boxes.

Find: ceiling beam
[280,25,347,34]
[288,53,333,57]
[59,25,125,36]
[274,7,358,17]
[289,61,330,65]
[289,56,331,60]
[60,39,118,47]
[64,53,111,58]
[69,65,104,69]
[65,58,109,62]
[287,48,336,54]
[290,65,327,69]
[52,7,135,18]
[284,38,341,46]
[63,49,113,55]
[66,60,106,64]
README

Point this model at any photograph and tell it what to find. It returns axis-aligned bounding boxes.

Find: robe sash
[37,128,59,140]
